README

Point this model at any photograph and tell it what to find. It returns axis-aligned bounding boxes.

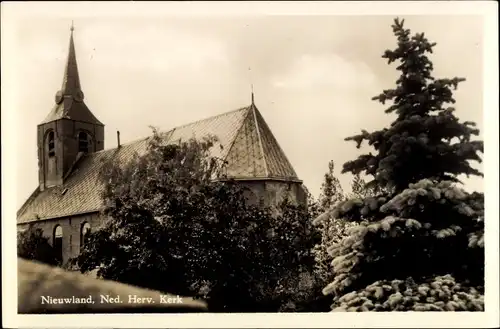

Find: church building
[17,26,306,265]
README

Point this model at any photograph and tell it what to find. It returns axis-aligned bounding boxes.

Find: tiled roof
[17,105,300,224]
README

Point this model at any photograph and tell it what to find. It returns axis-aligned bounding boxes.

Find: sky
[5,6,486,209]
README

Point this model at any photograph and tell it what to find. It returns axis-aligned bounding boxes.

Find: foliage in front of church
[70,128,319,312]
[18,225,60,266]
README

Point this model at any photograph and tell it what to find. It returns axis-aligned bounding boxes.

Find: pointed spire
[43,22,102,125]
[55,21,84,104]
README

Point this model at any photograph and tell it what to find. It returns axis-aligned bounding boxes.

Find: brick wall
[37,119,104,191]
[18,212,103,265]
[239,180,307,208]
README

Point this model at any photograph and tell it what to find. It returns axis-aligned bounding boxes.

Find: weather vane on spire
[248,66,255,105]
[70,20,74,32]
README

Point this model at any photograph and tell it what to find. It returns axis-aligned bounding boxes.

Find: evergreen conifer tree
[318,161,346,211]
[318,18,484,312]
[350,174,375,198]
[313,161,355,286]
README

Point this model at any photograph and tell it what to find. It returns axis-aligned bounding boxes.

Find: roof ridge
[252,106,299,179]
[219,106,254,168]
[250,105,269,177]
[87,136,150,156]
[89,106,252,156]
[169,106,250,131]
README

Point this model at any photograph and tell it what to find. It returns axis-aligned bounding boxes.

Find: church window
[78,132,89,153]
[80,222,91,248]
[53,225,63,264]
[47,131,55,157]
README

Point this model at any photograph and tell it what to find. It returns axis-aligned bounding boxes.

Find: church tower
[37,24,104,191]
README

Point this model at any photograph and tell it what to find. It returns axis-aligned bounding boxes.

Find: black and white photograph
[2,1,498,328]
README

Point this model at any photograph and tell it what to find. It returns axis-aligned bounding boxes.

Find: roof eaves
[18,208,103,225]
[216,176,303,183]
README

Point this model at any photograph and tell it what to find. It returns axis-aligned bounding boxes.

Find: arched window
[80,222,91,248]
[47,131,55,157]
[53,225,63,264]
[78,132,89,153]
